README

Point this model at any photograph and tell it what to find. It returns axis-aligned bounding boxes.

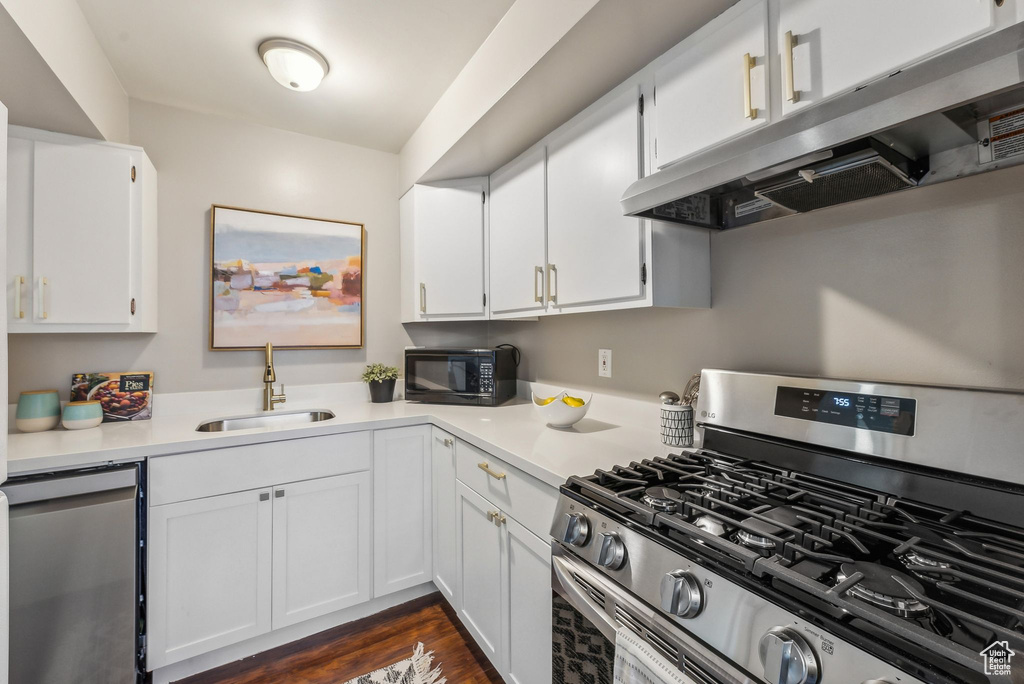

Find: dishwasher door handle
[1,467,137,505]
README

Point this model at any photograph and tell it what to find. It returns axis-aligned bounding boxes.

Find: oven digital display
[774,386,916,436]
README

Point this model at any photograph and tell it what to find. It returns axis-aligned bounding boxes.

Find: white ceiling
[75,0,514,153]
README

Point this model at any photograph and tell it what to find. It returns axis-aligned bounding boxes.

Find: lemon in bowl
[531,390,593,428]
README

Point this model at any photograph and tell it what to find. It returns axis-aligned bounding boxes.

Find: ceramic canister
[16,390,61,433]
[61,400,104,431]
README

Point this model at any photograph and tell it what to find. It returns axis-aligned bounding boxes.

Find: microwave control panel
[480,361,494,393]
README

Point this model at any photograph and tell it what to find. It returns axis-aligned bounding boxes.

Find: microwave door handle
[552,554,618,642]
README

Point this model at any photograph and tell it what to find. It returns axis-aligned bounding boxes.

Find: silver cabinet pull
[14,276,24,319]
[742,53,757,120]
[783,31,799,104]
[534,266,544,303]
[275,489,284,498]
[419,283,426,313]
[547,264,558,304]
[259,492,270,502]
[38,276,48,319]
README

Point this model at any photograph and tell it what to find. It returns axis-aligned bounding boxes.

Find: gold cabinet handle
[534,266,544,303]
[444,438,453,447]
[783,31,799,104]
[478,462,506,480]
[547,264,557,304]
[742,53,757,120]
[486,510,506,526]
[419,282,426,313]
[38,276,48,319]
[14,276,24,319]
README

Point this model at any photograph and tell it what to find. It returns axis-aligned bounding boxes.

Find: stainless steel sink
[196,409,336,432]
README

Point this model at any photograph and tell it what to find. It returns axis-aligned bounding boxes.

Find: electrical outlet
[598,349,612,378]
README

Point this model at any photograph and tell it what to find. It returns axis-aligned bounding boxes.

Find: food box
[71,372,154,422]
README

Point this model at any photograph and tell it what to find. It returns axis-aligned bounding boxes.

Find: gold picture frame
[209,204,365,350]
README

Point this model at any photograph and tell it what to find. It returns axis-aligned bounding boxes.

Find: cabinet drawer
[455,440,558,540]
[149,432,371,506]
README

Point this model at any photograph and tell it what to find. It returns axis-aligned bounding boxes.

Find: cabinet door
[413,178,487,318]
[272,472,371,629]
[502,516,553,684]
[431,427,459,609]
[456,481,504,669]
[373,426,432,596]
[32,141,133,324]
[779,0,993,117]
[148,488,273,669]
[489,146,547,316]
[547,83,645,308]
[7,138,32,328]
[655,0,768,168]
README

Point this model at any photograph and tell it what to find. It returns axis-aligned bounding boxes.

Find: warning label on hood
[979,107,1024,164]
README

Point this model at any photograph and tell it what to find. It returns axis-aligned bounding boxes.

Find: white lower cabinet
[272,472,371,629]
[148,488,274,669]
[456,473,555,683]
[456,481,505,669]
[503,515,553,684]
[373,426,432,596]
[431,427,460,608]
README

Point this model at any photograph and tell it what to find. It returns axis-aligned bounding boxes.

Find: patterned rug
[342,643,446,684]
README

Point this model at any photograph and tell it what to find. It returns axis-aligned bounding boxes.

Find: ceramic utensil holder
[660,404,694,448]
[16,390,61,432]
[62,400,104,430]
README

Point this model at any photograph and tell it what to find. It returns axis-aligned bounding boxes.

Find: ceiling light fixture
[258,38,329,92]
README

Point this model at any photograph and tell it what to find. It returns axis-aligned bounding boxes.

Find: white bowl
[532,391,592,428]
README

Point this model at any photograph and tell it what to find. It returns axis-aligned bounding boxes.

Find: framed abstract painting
[209,205,364,350]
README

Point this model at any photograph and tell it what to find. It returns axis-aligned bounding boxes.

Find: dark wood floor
[173,593,502,684]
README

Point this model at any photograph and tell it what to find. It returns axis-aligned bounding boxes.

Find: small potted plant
[362,363,400,403]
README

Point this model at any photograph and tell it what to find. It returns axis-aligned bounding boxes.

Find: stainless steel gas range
[550,370,1024,684]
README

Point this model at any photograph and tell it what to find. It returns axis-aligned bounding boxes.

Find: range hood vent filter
[755,155,919,214]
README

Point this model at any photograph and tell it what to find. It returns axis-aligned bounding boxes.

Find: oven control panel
[774,386,916,436]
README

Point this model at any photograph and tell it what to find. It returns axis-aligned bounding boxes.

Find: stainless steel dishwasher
[3,464,143,684]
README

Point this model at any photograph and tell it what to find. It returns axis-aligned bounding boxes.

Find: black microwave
[404,347,517,406]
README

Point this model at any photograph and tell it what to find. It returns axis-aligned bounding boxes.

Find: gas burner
[899,549,954,577]
[692,514,732,537]
[641,486,683,513]
[836,562,931,618]
[735,506,803,551]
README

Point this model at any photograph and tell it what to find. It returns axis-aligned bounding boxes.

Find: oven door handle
[552,553,619,642]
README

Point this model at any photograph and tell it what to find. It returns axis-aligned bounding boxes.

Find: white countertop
[7,383,677,488]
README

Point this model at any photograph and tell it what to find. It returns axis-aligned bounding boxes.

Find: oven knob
[595,532,626,569]
[758,627,819,684]
[559,512,590,546]
[659,570,703,618]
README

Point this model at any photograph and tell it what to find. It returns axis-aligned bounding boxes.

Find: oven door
[552,545,755,684]
[405,351,490,404]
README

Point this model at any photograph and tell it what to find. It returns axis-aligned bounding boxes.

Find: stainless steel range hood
[622,22,1024,230]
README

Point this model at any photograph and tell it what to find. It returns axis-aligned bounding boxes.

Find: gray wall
[490,163,1024,400]
[8,100,486,396]
[10,101,1024,400]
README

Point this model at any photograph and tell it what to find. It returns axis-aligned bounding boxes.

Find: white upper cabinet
[488,145,547,318]
[7,127,158,333]
[779,0,994,117]
[547,81,646,309]
[400,177,488,322]
[654,0,769,169]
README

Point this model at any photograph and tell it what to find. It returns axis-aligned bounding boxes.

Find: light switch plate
[598,349,612,378]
